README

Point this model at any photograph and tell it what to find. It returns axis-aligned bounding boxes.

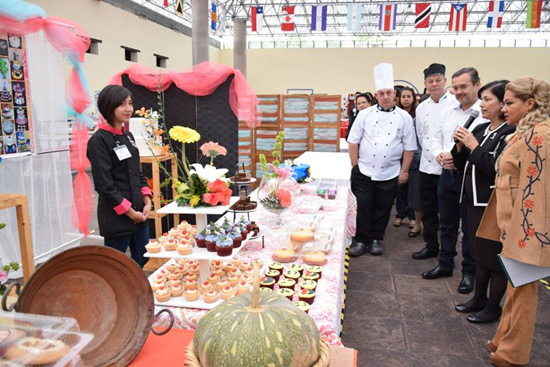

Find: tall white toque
[373,63,394,91]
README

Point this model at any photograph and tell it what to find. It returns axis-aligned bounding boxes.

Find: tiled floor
[341,216,550,367]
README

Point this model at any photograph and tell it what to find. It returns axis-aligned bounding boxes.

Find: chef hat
[373,63,394,91]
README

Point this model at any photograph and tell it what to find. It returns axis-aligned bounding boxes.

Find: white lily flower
[189,163,228,182]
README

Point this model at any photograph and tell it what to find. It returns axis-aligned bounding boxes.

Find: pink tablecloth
[152,189,349,346]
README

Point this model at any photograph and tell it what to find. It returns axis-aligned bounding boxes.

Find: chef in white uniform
[348,63,417,257]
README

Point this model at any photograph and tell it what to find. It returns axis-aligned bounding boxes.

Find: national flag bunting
[347,4,362,32]
[379,4,397,31]
[526,0,543,29]
[449,3,467,32]
[311,5,328,32]
[211,3,217,31]
[487,1,504,29]
[415,3,431,28]
[163,0,168,7]
[281,6,295,32]
[251,6,263,32]
[219,11,226,35]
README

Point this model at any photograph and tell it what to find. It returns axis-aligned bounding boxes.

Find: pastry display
[303,251,327,266]
[298,289,316,305]
[5,337,71,365]
[277,287,294,301]
[272,248,298,263]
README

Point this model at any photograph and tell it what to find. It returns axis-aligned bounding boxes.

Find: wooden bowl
[13,246,170,367]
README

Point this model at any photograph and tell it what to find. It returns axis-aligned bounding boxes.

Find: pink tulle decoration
[71,171,92,236]
[70,122,90,171]
[109,62,261,127]
[0,15,44,34]
[43,17,90,62]
[68,68,90,114]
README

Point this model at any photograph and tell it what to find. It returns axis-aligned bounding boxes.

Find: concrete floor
[340,216,550,367]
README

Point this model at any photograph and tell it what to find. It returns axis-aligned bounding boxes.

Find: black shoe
[370,240,383,256]
[349,242,371,257]
[455,298,488,313]
[412,247,438,260]
[458,275,475,294]
[421,265,453,279]
[467,308,502,324]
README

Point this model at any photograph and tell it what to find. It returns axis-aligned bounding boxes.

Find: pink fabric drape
[109,62,261,127]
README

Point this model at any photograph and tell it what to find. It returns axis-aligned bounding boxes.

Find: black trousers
[351,166,398,243]
[419,172,440,251]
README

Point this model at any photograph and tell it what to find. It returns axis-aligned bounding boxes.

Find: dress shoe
[393,218,402,227]
[467,311,502,324]
[349,242,371,257]
[458,274,475,294]
[455,298,488,313]
[490,352,525,367]
[370,240,383,256]
[421,265,453,279]
[487,341,497,353]
[408,229,421,237]
[412,247,438,260]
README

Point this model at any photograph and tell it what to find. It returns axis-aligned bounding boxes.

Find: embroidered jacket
[479,120,550,267]
[87,123,152,237]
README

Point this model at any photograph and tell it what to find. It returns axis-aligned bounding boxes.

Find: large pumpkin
[192,263,321,367]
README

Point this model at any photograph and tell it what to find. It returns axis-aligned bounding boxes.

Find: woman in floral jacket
[478,76,550,367]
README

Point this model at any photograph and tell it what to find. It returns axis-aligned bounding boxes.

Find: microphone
[454,110,480,143]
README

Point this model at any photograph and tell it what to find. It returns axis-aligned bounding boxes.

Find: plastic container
[0,311,94,367]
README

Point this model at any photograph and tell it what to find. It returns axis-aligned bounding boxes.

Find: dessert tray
[228,177,257,184]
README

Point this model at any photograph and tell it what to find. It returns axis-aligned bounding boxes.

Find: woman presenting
[478,76,550,367]
[87,85,152,267]
[451,80,515,324]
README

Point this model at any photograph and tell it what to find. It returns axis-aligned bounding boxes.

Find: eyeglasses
[356,102,369,106]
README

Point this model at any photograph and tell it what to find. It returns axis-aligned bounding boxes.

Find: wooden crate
[281,95,311,159]
[311,95,341,152]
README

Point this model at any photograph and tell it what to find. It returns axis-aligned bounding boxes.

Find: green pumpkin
[193,264,320,367]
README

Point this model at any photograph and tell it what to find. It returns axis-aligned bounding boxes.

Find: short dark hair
[357,92,377,106]
[452,67,480,85]
[478,80,509,120]
[97,85,133,124]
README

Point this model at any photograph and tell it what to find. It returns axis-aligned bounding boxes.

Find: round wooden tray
[11,246,170,367]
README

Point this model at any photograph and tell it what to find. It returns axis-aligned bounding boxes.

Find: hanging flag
[281,6,295,31]
[347,4,362,32]
[487,1,504,29]
[526,0,543,29]
[251,6,263,32]
[449,3,467,32]
[211,3,217,31]
[415,3,431,28]
[311,5,328,32]
[379,4,397,31]
[219,11,226,35]
[174,0,183,16]
[163,0,168,7]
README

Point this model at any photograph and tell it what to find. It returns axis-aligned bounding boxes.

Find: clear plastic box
[316,178,338,200]
[0,311,94,367]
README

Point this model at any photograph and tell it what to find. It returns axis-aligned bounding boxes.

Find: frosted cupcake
[195,229,207,248]
[228,228,243,248]
[205,233,220,252]
[215,235,233,257]
[221,217,234,233]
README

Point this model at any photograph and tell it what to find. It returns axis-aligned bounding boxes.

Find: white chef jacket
[416,91,457,175]
[348,105,417,181]
[431,99,488,157]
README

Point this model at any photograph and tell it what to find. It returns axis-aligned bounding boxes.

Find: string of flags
[247,1,545,33]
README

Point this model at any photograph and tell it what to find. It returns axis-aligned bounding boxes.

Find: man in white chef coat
[348,63,417,257]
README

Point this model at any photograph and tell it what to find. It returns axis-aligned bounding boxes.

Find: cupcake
[177,220,191,230]
[170,285,184,297]
[215,235,233,257]
[226,274,240,287]
[183,289,200,302]
[231,258,242,268]
[223,263,237,273]
[293,300,310,313]
[153,274,167,283]
[265,269,281,282]
[163,239,177,251]
[154,286,171,302]
[307,265,324,277]
[168,227,180,237]
[240,274,253,285]
[289,264,304,277]
[259,287,273,294]
[220,285,236,300]
[168,272,183,281]
[228,229,243,248]
[236,281,250,295]
[211,260,223,268]
[205,233,220,252]
[299,279,317,291]
[239,261,250,272]
[203,290,220,303]
[238,223,249,239]
[303,271,320,281]
[207,275,221,285]
[298,289,316,305]
[284,270,301,282]
[239,216,252,232]
[176,243,192,255]
[269,262,285,273]
[211,268,226,278]
[215,280,230,292]
[277,287,294,301]
[243,266,254,277]
[196,229,207,248]
[151,281,165,292]
[184,280,198,291]
[259,276,276,290]
[166,263,178,273]
[199,280,214,294]
[278,278,296,290]
[185,273,199,282]
[158,233,171,244]
[221,217,234,233]
[168,279,183,288]
[145,241,161,253]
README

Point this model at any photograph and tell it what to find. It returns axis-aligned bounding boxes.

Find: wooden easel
[0,194,35,282]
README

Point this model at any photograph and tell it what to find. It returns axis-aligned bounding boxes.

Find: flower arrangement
[257,131,297,212]
[283,158,313,183]
[134,107,168,155]
[168,127,231,208]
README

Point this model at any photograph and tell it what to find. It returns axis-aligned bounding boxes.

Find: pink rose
[276,188,292,207]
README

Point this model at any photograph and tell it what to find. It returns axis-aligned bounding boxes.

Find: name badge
[114,144,132,161]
